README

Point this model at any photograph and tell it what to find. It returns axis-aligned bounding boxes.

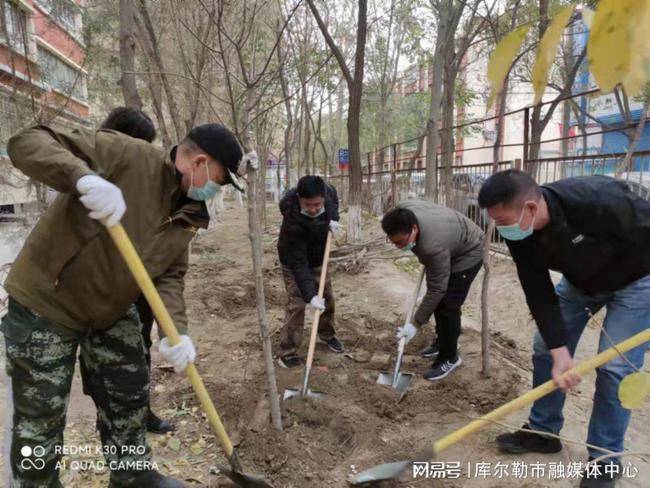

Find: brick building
[0,0,88,217]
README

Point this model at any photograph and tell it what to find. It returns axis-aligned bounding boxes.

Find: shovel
[376,268,424,399]
[351,327,650,485]
[283,230,333,401]
[107,224,272,488]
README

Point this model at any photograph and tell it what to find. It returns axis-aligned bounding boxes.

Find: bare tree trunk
[135,19,172,146]
[480,82,508,376]
[425,53,444,200]
[138,0,184,140]
[302,88,311,174]
[307,0,368,243]
[241,95,282,431]
[406,135,425,193]
[277,30,293,192]
[441,62,456,205]
[119,0,143,108]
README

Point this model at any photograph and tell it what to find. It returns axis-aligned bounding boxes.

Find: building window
[37,47,86,100]
[37,0,80,37]
[1,1,28,54]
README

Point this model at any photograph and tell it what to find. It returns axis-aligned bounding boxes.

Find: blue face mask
[402,241,416,252]
[497,207,535,241]
[399,228,417,251]
[187,163,220,201]
[300,207,325,218]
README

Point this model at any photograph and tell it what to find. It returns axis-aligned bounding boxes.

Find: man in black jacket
[479,170,650,488]
[276,175,344,368]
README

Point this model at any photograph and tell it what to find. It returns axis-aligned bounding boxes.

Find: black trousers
[433,260,483,362]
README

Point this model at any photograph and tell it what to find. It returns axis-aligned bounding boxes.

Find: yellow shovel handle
[433,328,650,454]
[107,224,234,457]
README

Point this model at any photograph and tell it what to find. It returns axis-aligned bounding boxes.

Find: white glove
[396,322,418,344]
[159,335,196,373]
[76,175,126,227]
[308,295,326,311]
[329,220,342,234]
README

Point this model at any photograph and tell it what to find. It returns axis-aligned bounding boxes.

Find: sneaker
[420,341,440,358]
[496,423,563,454]
[277,354,303,369]
[579,458,622,488]
[319,336,344,353]
[424,356,462,381]
[147,409,176,434]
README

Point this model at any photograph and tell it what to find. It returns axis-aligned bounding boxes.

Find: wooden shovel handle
[433,328,650,455]
[301,230,333,394]
[107,224,235,457]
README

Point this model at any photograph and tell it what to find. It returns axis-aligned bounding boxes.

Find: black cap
[186,123,244,192]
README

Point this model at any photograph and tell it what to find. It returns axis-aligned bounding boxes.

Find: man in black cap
[2,122,242,487]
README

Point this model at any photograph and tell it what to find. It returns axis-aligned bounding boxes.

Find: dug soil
[1,204,648,487]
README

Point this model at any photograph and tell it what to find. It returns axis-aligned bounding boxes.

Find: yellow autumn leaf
[581,7,595,29]
[588,0,642,93]
[622,0,650,96]
[487,24,531,109]
[532,5,576,105]
[618,371,650,409]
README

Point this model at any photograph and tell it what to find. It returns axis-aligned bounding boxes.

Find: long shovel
[283,230,333,401]
[107,224,272,488]
[376,267,425,399]
[351,327,650,485]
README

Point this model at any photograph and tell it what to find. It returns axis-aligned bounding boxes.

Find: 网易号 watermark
[412,461,639,480]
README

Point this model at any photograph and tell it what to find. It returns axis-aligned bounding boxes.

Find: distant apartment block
[0,0,88,217]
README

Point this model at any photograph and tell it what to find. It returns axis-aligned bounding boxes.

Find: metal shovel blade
[376,371,415,394]
[216,464,274,488]
[350,460,413,485]
[282,388,324,401]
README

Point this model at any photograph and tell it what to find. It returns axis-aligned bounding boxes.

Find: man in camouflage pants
[1,123,244,487]
[3,303,150,487]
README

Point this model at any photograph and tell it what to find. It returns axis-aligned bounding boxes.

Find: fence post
[523,106,530,168]
[391,143,397,207]
[514,158,522,170]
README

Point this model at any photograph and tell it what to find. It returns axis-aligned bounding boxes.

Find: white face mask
[300,207,325,218]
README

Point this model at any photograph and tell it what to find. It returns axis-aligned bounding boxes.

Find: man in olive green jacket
[1,123,242,487]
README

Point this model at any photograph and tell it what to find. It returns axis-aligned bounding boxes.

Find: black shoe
[420,341,440,358]
[424,356,462,381]
[109,469,185,487]
[579,458,622,488]
[496,423,563,454]
[320,336,344,353]
[277,354,303,369]
[147,409,176,434]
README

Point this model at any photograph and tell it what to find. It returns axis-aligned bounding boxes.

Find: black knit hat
[186,123,244,192]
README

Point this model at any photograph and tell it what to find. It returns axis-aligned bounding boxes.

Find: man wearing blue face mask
[381,201,484,381]
[276,175,343,368]
[1,122,242,487]
[478,169,650,487]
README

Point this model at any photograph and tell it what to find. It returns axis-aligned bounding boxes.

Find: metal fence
[327,148,650,254]
[325,86,650,247]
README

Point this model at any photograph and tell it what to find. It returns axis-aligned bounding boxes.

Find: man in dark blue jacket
[479,170,650,488]
[276,175,343,368]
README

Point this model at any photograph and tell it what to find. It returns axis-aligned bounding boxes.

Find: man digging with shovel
[1,122,243,487]
[382,200,484,380]
[276,175,344,369]
[479,170,650,488]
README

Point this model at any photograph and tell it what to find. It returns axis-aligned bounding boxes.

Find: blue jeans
[528,275,650,460]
